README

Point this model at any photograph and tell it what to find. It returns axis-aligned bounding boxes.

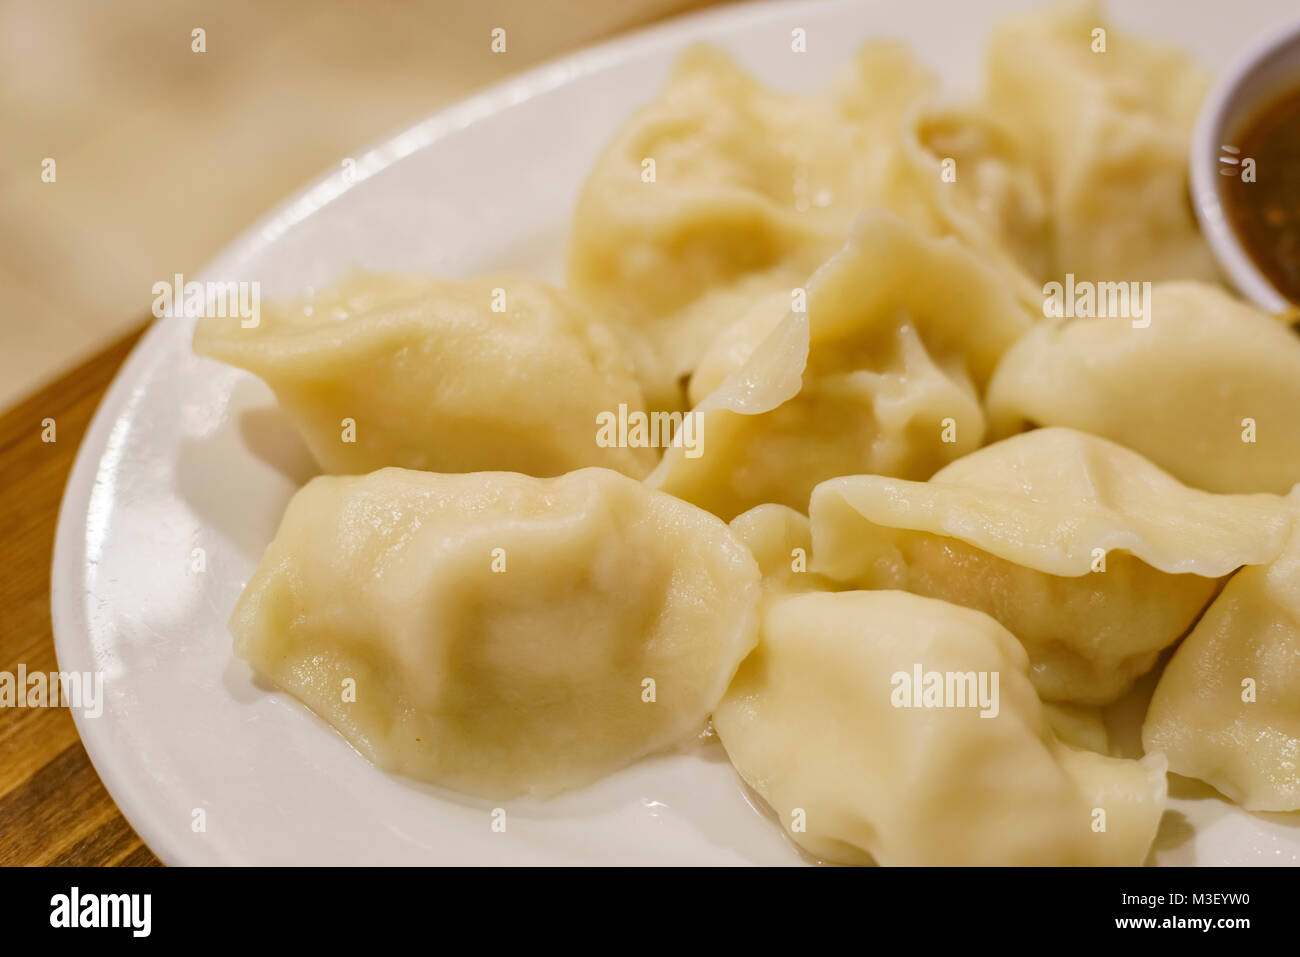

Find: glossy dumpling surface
[648,211,1032,520]
[1144,491,1300,811]
[194,272,657,479]
[988,282,1300,494]
[809,428,1292,703]
[986,0,1216,282]
[230,467,760,798]
[712,589,1167,865]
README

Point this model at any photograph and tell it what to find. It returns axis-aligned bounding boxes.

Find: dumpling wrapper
[727,504,1114,758]
[898,102,1051,296]
[1144,490,1300,811]
[567,43,939,404]
[809,428,1293,704]
[230,466,760,798]
[727,503,837,597]
[713,589,1167,866]
[194,272,657,479]
[986,0,1217,283]
[988,281,1300,494]
[649,211,1033,521]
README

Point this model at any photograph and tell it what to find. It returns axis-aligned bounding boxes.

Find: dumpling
[1144,490,1300,811]
[229,466,760,798]
[987,282,1300,495]
[899,102,1051,292]
[985,0,1217,282]
[809,428,1293,704]
[648,211,1034,521]
[193,272,657,479]
[727,503,834,597]
[567,43,938,402]
[712,589,1167,865]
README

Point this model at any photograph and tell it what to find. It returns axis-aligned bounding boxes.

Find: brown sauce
[1222,86,1300,305]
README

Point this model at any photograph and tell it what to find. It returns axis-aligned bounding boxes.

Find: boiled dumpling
[899,102,1051,294]
[987,282,1300,494]
[1143,490,1300,811]
[648,211,1034,521]
[230,466,760,798]
[727,503,834,597]
[567,43,938,403]
[194,272,657,479]
[712,589,1167,865]
[985,0,1217,282]
[809,428,1293,704]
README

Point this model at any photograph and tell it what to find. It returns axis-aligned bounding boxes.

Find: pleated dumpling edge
[810,427,1294,581]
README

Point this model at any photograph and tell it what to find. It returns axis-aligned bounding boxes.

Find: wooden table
[0,324,160,865]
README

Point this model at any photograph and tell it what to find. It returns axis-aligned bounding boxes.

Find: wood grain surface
[0,323,161,866]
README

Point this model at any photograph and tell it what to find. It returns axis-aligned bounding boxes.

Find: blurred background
[0,0,730,409]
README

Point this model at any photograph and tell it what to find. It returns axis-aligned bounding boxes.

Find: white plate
[52,0,1300,865]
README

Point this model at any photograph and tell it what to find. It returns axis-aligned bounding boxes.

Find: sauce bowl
[1191,15,1300,312]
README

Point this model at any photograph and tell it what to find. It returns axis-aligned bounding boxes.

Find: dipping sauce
[1222,87,1300,306]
